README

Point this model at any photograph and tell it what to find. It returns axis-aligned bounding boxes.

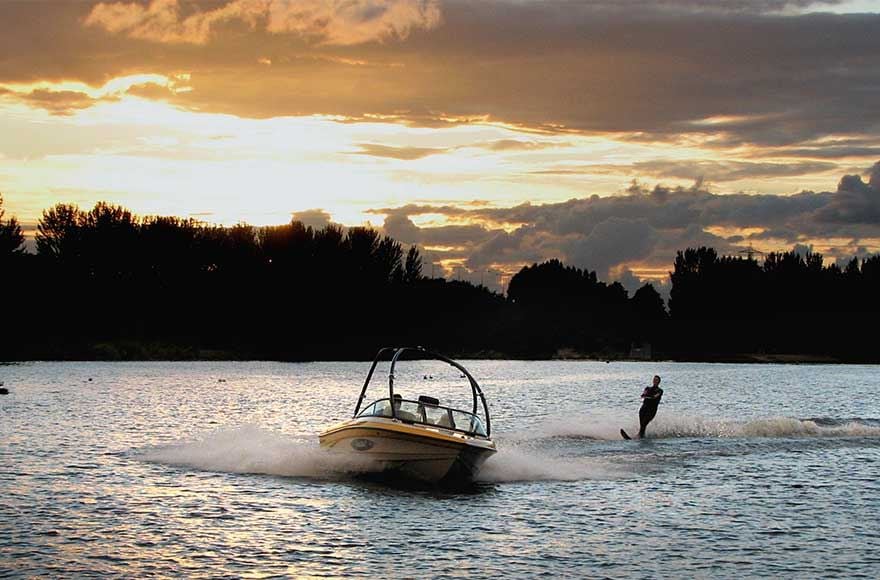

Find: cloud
[368,203,473,219]
[351,138,563,160]
[85,0,442,46]
[813,162,880,224]
[543,0,846,14]
[477,139,567,152]
[532,160,838,182]
[2,1,878,152]
[613,267,644,295]
[291,208,334,228]
[1,87,118,115]
[567,218,658,276]
[3,2,880,286]
[373,163,880,281]
[768,145,880,160]
[352,143,447,160]
[126,81,175,100]
[631,160,838,182]
[383,209,493,247]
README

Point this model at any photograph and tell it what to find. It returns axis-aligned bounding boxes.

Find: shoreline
[0,351,867,365]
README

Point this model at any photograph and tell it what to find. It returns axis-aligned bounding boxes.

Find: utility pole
[738,244,765,262]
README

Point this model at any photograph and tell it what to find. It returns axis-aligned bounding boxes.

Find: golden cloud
[0,74,181,115]
[85,0,442,45]
[0,87,118,115]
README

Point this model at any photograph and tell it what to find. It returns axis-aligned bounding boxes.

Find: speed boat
[319,347,496,483]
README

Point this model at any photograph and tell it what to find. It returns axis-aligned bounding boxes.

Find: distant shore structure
[629,343,653,361]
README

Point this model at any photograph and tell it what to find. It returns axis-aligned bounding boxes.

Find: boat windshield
[357,398,488,437]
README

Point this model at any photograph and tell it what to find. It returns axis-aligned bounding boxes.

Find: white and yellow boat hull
[319,417,496,483]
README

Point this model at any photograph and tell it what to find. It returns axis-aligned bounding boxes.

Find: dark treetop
[1,199,878,362]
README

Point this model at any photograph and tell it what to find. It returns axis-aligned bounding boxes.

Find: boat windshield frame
[352,347,492,437]
[356,397,489,437]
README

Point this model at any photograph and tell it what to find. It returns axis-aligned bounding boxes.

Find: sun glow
[4,77,722,230]
[2,56,877,286]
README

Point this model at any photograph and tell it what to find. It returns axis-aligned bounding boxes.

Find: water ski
[620,428,632,440]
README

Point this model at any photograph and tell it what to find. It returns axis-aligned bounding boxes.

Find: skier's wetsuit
[638,385,663,438]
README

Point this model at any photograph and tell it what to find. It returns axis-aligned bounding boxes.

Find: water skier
[638,375,664,438]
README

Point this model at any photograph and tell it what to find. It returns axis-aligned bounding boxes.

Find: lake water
[2,360,879,578]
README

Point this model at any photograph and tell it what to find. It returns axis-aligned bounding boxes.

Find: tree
[632,283,667,321]
[36,203,83,259]
[403,245,423,283]
[346,226,381,281]
[258,220,315,269]
[374,236,404,284]
[668,247,718,319]
[0,194,24,257]
[80,202,140,280]
[509,259,594,307]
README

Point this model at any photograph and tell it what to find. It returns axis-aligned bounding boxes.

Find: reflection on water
[2,361,880,577]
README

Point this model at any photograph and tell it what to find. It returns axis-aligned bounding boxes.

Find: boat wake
[137,425,623,484]
[476,446,623,482]
[508,412,880,441]
[137,414,880,486]
[138,426,378,479]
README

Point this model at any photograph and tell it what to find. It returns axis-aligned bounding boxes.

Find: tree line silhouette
[1,197,878,361]
[669,246,880,359]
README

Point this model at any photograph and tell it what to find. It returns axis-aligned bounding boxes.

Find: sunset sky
[2,0,880,289]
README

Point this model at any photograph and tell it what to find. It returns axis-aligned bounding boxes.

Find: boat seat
[416,396,454,429]
[435,411,454,429]
[398,410,420,423]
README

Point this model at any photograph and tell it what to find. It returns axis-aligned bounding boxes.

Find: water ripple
[2,361,879,577]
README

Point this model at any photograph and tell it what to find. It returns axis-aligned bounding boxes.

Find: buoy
[0,388,9,395]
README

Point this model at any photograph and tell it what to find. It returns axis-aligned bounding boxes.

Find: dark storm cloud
[3,1,879,148]
[567,218,659,276]
[382,210,494,247]
[464,226,574,270]
[377,163,880,279]
[814,163,880,224]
